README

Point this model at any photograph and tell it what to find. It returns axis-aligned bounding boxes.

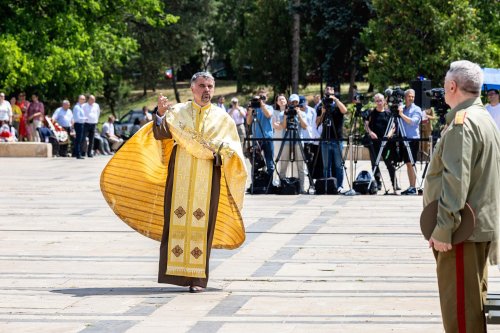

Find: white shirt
[486,103,500,130]
[301,105,318,143]
[272,109,284,139]
[82,102,100,124]
[0,100,12,121]
[101,121,115,137]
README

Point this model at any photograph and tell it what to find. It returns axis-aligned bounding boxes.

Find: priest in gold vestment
[100,72,247,292]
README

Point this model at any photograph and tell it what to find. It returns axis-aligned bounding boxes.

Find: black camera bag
[280,177,300,195]
[314,177,337,194]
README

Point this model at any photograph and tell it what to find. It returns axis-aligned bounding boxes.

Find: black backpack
[353,171,377,195]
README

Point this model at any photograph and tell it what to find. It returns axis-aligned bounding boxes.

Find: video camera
[249,95,267,109]
[354,93,364,104]
[321,95,339,126]
[384,87,405,116]
[285,105,298,130]
[425,88,449,115]
[353,92,365,116]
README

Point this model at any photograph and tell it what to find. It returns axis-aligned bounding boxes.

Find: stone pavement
[1,156,499,333]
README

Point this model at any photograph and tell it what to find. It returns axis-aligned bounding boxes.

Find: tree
[471,0,500,67]
[209,0,255,92]
[361,0,494,90]
[304,0,373,95]
[129,0,215,102]
[0,0,175,109]
[291,0,301,93]
[230,0,308,94]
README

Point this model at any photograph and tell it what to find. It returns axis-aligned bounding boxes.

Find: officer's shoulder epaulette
[454,110,467,125]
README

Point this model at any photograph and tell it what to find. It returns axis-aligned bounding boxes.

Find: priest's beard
[201,93,211,104]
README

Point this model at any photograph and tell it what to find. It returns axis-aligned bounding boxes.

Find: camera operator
[315,86,348,191]
[278,94,308,193]
[246,89,275,179]
[397,89,422,195]
[364,93,397,190]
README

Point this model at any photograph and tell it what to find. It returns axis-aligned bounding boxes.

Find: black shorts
[402,140,419,163]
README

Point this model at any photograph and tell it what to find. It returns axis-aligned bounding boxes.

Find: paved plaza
[1,156,500,333]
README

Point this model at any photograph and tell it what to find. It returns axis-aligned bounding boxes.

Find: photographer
[316,86,348,191]
[397,89,422,195]
[364,93,397,190]
[227,97,247,150]
[278,94,308,193]
[246,89,275,178]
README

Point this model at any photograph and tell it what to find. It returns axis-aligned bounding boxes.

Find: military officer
[423,60,500,332]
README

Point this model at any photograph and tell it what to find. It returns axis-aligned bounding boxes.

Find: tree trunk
[171,64,181,103]
[291,0,300,94]
[320,66,324,97]
[348,62,357,101]
[236,66,243,93]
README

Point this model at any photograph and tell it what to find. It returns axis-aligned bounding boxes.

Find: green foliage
[361,0,494,90]
[0,0,175,102]
[304,0,373,87]
[229,0,302,93]
[129,0,214,94]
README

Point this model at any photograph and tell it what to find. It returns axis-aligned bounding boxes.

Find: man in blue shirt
[52,100,73,131]
[246,89,275,179]
[398,89,422,195]
[72,95,87,159]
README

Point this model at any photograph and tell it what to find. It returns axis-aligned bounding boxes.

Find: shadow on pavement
[51,286,221,297]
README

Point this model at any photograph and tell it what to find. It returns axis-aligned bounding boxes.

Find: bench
[0,142,52,157]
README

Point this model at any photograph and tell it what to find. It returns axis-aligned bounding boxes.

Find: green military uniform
[423,97,500,332]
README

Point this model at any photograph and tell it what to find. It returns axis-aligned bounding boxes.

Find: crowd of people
[216,85,500,195]
[0,92,154,159]
[1,85,498,175]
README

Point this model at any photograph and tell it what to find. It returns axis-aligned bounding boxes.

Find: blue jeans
[321,141,343,187]
[259,140,274,177]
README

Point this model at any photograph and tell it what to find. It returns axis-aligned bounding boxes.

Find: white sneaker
[337,186,344,194]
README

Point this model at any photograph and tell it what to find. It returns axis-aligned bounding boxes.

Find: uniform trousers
[433,242,490,333]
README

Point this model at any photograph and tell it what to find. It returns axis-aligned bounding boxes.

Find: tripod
[247,110,278,194]
[369,112,421,194]
[267,112,315,194]
[419,111,447,188]
[342,103,367,184]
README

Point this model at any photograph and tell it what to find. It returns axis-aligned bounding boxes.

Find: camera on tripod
[425,88,450,115]
[285,105,298,130]
[384,87,405,116]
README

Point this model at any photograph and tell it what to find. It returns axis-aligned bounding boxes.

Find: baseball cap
[289,94,299,103]
[299,96,307,106]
